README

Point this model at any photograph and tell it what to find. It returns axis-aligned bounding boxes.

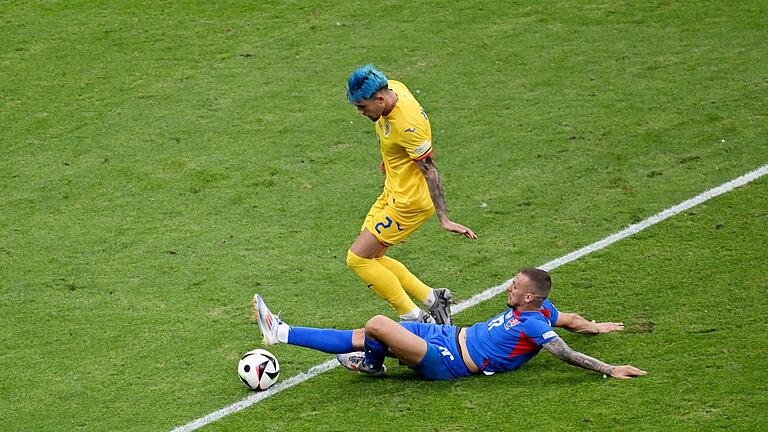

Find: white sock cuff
[400,307,422,321]
[276,324,290,344]
[423,289,436,307]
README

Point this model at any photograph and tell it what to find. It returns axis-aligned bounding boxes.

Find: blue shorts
[400,322,472,381]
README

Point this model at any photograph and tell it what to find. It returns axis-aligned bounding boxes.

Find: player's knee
[365,315,390,336]
[346,249,364,269]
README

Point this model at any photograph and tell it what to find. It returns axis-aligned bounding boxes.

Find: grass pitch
[1,1,766,431]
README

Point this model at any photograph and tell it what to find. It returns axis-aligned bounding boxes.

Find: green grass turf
[1,1,766,430]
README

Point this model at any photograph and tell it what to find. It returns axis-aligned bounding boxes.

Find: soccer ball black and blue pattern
[238,349,280,391]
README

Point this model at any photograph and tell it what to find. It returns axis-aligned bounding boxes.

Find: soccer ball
[237,349,280,391]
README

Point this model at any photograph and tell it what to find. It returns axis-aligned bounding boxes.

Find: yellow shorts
[361,191,435,246]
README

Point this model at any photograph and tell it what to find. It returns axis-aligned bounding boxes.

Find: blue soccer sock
[363,336,388,370]
[286,327,355,354]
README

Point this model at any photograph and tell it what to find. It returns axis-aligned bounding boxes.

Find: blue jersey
[465,299,560,374]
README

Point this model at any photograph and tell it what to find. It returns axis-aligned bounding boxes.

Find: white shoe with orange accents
[252,294,284,346]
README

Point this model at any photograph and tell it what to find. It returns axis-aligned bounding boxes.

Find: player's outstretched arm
[554,312,625,334]
[415,156,477,239]
[543,336,646,379]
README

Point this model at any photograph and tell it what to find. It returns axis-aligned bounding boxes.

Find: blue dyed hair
[347,64,388,102]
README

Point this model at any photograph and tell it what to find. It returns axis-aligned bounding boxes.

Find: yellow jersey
[375,80,434,213]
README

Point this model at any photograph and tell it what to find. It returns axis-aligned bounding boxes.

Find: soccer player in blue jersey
[343,64,477,326]
[253,268,646,380]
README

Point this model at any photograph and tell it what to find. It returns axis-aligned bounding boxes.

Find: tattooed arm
[415,156,477,239]
[543,336,646,379]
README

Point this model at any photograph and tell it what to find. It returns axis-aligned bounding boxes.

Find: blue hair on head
[347,64,388,102]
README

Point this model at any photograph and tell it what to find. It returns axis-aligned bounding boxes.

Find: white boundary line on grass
[172,164,768,432]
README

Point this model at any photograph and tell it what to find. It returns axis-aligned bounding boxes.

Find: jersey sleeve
[398,112,432,160]
[526,319,559,346]
[542,299,560,326]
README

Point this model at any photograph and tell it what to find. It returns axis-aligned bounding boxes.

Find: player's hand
[594,321,624,334]
[610,365,647,379]
[379,160,386,174]
[441,220,478,239]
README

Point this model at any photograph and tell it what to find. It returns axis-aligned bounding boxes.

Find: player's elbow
[420,165,436,179]
[413,159,434,176]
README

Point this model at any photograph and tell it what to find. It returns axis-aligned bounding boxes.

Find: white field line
[171,163,768,432]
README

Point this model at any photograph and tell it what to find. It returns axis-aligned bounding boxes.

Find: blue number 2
[375,217,393,234]
[374,217,404,234]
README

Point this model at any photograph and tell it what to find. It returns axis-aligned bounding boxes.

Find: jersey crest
[504,316,521,330]
[502,310,521,330]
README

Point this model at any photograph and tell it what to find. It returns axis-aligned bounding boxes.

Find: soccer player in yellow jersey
[345,64,477,325]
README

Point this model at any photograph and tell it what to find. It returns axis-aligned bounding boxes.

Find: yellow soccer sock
[376,255,431,305]
[346,250,418,316]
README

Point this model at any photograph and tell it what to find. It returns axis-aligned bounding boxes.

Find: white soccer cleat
[336,352,387,377]
[253,294,283,346]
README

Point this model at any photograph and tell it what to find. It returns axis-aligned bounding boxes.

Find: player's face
[354,96,385,121]
[506,279,517,308]
[506,273,528,309]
